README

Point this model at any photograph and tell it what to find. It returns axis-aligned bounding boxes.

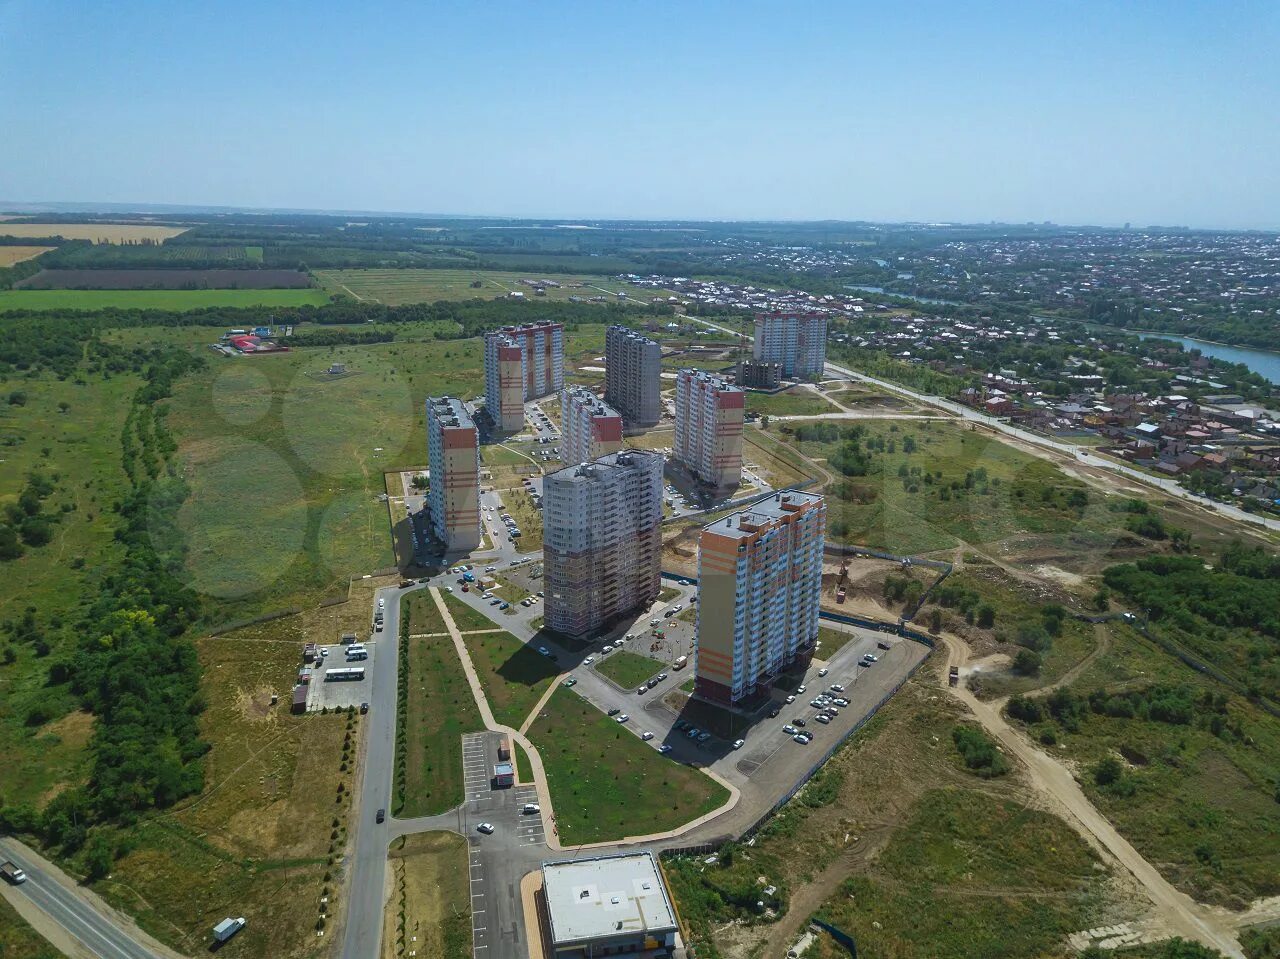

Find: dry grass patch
[382,832,471,959]
[0,246,53,266]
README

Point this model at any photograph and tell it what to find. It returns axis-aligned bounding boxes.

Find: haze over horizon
[2,0,1278,230]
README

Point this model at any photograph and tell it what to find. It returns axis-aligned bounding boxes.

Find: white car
[583,656,595,665]
[785,694,796,704]
[476,822,495,834]
[602,644,614,653]
[793,734,809,744]
[783,724,797,735]
[658,744,672,754]
[641,731,654,740]
[485,565,496,572]
[831,684,845,693]
[818,668,829,677]
[797,684,807,693]
[615,714,629,724]
[522,803,540,814]
[377,598,385,609]
[732,739,745,750]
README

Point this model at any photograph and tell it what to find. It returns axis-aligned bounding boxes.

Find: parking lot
[305,641,378,711]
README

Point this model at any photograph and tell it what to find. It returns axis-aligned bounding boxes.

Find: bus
[324,667,366,682]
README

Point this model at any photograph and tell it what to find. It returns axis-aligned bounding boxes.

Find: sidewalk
[427,587,741,853]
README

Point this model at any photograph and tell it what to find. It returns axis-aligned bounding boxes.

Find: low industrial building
[540,852,678,957]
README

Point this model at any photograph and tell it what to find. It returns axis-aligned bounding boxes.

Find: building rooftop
[678,368,742,393]
[545,448,661,484]
[608,324,659,344]
[541,852,677,947]
[564,385,621,419]
[703,490,824,539]
[427,396,474,429]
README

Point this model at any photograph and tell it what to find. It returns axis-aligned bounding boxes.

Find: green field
[526,688,729,844]
[783,418,1116,555]
[595,649,664,690]
[0,288,329,312]
[462,630,559,729]
[443,593,502,632]
[315,269,642,306]
[399,593,484,816]
[0,897,62,959]
[744,387,835,417]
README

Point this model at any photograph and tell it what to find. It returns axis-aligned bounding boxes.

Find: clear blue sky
[2,0,1278,228]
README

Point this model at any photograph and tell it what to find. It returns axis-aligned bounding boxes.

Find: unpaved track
[940,635,1246,958]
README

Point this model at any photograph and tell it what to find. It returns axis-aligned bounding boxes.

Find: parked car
[831,684,845,693]
[607,708,621,717]
[641,731,654,741]
[615,714,630,724]
[522,803,540,814]
[583,656,595,665]
[797,684,807,693]
[793,734,809,744]
[877,641,891,650]
[360,702,369,714]
[563,677,577,687]
[817,668,829,677]
[793,718,806,727]
[476,822,495,834]
[697,732,711,742]
[783,724,798,735]
[732,739,745,750]
[768,706,781,718]
[815,714,832,725]
[785,694,796,704]
[658,744,673,754]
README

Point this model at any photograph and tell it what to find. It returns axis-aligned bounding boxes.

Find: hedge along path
[426,587,740,852]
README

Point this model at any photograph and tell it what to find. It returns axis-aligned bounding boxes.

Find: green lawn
[526,688,729,844]
[816,625,858,659]
[399,595,484,816]
[0,288,329,312]
[463,630,560,729]
[745,388,834,417]
[595,650,663,690]
[443,593,502,632]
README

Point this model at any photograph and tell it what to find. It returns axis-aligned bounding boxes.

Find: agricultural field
[0,246,52,266]
[461,629,560,729]
[382,833,471,959]
[0,288,329,312]
[595,649,664,690]
[398,593,483,817]
[315,269,641,306]
[89,619,353,958]
[16,268,314,289]
[525,687,729,845]
[0,223,189,243]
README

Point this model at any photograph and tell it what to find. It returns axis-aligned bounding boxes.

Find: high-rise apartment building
[425,396,481,553]
[560,386,623,465]
[673,369,743,492]
[752,312,827,379]
[483,322,565,432]
[604,325,661,427]
[543,450,663,639]
[694,491,826,707]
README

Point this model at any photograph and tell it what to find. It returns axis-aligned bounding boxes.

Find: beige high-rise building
[560,386,623,465]
[543,450,663,639]
[425,396,481,553]
[484,323,565,432]
[673,368,743,492]
[752,312,827,379]
[694,491,826,707]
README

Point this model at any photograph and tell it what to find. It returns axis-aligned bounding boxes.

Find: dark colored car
[376,808,386,823]
[768,706,781,718]
[360,702,369,714]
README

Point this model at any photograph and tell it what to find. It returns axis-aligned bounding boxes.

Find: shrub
[952,725,1009,777]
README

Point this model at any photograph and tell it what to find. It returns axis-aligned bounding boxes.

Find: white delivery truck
[213,917,246,942]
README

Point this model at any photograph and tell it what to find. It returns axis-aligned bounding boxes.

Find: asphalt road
[0,838,166,959]
[338,583,403,959]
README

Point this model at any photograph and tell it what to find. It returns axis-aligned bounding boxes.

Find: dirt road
[939,635,1246,958]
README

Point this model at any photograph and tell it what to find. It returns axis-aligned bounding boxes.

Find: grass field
[0,223,189,243]
[315,269,643,306]
[91,619,351,958]
[0,288,329,312]
[0,898,62,959]
[0,370,139,809]
[443,594,501,632]
[666,678,1109,959]
[595,649,663,690]
[383,833,471,959]
[0,245,53,266]
[1008,623,1280,907]
[811,790,1103,959]
[462,630,559,729]
[526,688,729,844]
[783,418,1113,555]
[399,593,484,816]
[744,387,835,417]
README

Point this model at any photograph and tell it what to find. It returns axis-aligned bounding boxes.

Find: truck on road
[1,861,27,884]
[213,917,246,943]
[948,666,960,687]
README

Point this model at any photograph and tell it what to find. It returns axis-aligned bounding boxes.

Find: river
[844,284,960,307]
[1134,332,1280,385]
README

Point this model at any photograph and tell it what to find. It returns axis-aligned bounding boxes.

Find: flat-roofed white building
[540,852,678,957]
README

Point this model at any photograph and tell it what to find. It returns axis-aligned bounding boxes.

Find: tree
[83,831,116,879]
[976,604,996,628]
[1012,648,1042,676]
[7,391,26,406]
[1093,756,1123,786]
